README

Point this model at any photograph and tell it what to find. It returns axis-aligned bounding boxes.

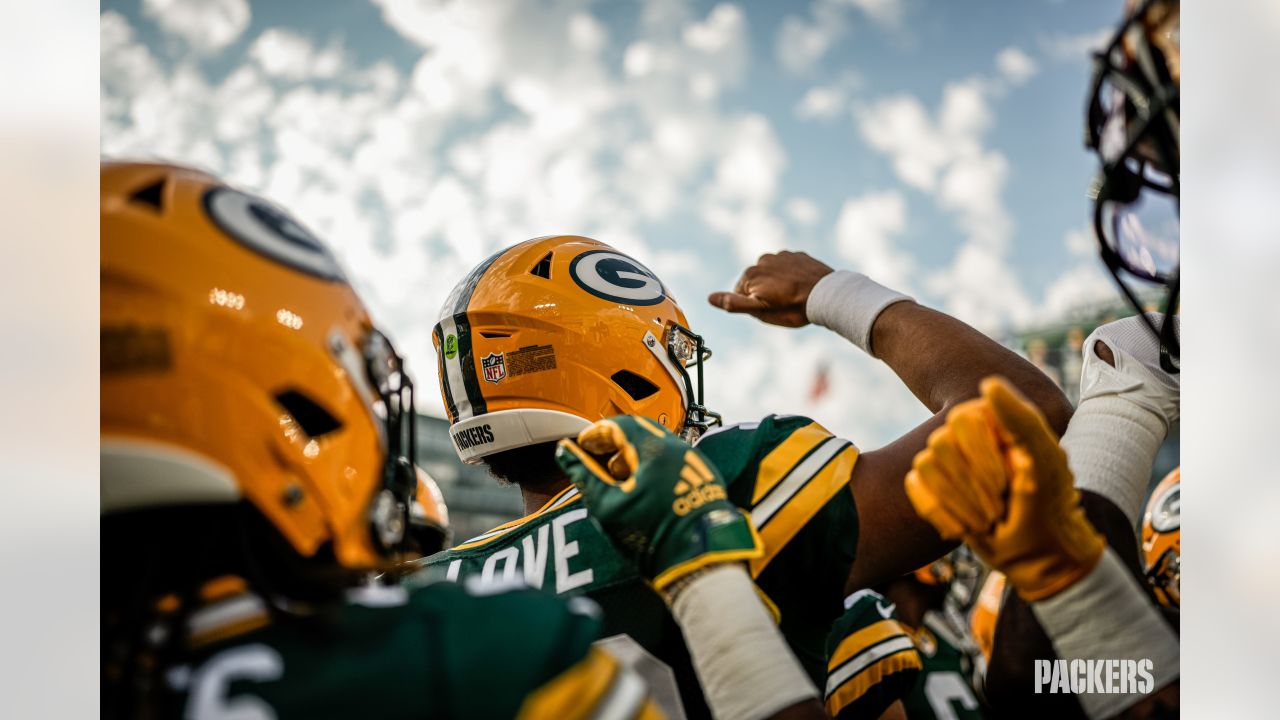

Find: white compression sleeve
[1060,315,1180,525]
[665,565,818,720]
[805,270,914,356]
[1031,548,1180,719]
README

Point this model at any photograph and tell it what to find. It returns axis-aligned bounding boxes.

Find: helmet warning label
[506,344,557,377]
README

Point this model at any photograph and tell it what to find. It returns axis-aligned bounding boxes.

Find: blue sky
[101,0,1120,446]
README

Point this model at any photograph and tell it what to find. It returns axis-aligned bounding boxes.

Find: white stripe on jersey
[592,664,649,720]
[694,420,759,445]
[824,635,917,698]
[752,437,850,528]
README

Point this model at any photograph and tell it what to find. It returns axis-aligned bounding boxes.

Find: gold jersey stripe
[517,647,619,720]
[517,647,662,720]
[751,422,833,505]
[452,486,581,551]
[827,618,912,672]
[749,443,858,576]
[825,648,922,716]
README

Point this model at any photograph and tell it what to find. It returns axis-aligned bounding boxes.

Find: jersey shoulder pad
[699,415,859,576]
[824,589,922,719]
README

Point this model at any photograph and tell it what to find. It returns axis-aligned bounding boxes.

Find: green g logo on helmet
[444,334,458,360]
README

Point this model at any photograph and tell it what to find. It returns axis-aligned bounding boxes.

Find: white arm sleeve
[1060,314,1180,525]
[666,565,818,720]
[1031,548,1179,719]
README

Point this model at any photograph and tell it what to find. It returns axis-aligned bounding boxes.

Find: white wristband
[805,270,913,356]
[667,564,818,720]
[1031,548,1179,718]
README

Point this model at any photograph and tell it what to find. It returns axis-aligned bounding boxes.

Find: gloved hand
[904,377,1106,601]
[556,415,762,591]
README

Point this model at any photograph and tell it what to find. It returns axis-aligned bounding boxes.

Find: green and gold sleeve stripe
[824,620,922,717]
[751,421,833,504]
[749,436,858,576]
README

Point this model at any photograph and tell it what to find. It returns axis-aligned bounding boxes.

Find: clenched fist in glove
[905,376,1105,601]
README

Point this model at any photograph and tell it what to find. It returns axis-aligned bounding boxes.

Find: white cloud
[775,0,850,74]
[141,0,249,53]
[786,197,821,227]
[856,57,1034,330]
[833,190,914,291]
[995,46,1039,86]
[846,0,906,28]
[705,325,926,448]
[856,94,951,191]
[794,72,863,121]
[249,29,343,80]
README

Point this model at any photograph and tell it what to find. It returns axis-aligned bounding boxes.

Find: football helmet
[1141,467,1180,608]
[101,160,417,571]
[1086,0,1180,371]
[432,236,718,464]
[407,465,451,556]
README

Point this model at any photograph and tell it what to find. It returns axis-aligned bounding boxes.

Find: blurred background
[101,0,1178,540]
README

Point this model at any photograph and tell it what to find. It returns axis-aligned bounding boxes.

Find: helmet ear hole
[611,370,659,401]
[274,390,343,438]
[530,252,553,279]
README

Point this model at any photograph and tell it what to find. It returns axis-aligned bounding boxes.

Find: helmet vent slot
[611,371,659,401]
[478,331,511,339]
[530,252,553,279]
[275,390,343,438]
[129,179,167,212]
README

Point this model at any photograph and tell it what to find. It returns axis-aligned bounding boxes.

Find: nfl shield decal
[481,352,507,383]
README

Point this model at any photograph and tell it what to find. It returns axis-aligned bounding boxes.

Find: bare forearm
[870,302,1073,434]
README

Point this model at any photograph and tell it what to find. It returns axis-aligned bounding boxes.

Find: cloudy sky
[101,0,1120,447]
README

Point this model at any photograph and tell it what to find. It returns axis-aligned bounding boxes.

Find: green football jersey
[415,414,861,719]
[157,580,644,719]
[823,589,923,719]
[900,611,986,720]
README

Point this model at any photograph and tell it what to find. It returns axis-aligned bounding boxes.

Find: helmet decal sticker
[435,315,488,422]
[202,187,346,281]
[506,344,557,377]
[481,352,507,384]
[569,249,666,305]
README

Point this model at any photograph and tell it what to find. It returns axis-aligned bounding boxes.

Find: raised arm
[710,251,1073,588]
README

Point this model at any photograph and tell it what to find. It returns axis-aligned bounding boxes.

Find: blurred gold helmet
[1142,467,1180,608]
[432,236,718,464]
[101,160,417,571]
[408,465,451,556]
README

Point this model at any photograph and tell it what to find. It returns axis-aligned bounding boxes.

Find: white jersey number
[171,644,283,720]
[923,671,979,720]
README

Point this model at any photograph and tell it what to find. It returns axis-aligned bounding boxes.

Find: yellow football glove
[904,376,1105,601]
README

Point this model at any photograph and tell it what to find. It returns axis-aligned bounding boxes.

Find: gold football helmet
[101,160,417,571]
[432,236,718,463]
[408,465,451,556]
[1141,467,1180,608]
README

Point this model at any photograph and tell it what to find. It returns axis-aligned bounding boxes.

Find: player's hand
[555,415,762,591]
[708,251,833,328]
[904,376,1105,601]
